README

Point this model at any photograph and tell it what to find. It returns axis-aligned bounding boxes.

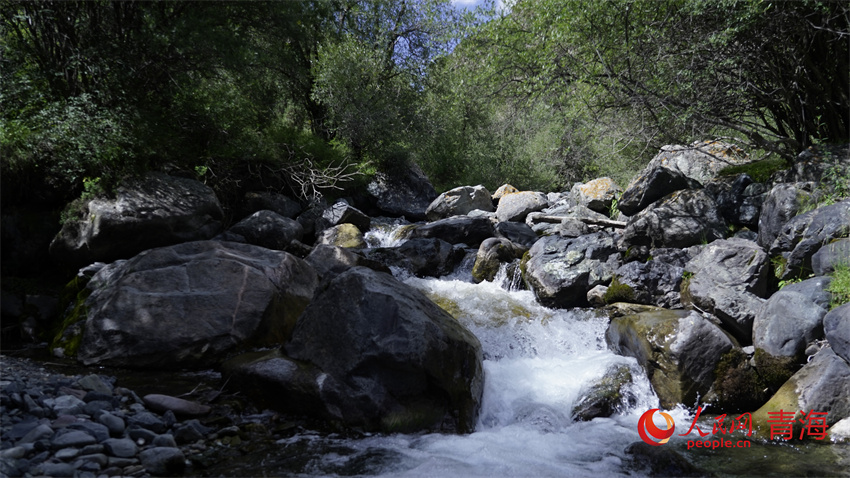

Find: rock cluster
[0,356,206,477]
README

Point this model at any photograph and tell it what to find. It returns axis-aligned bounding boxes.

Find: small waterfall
[365,217,413,248]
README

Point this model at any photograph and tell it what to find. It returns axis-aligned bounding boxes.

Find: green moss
[753,348,797,392]
[708,349,767,413]
[827,263,850,309]
[603,276,635,304]
[718,157,788,183]
[50,276,92,357]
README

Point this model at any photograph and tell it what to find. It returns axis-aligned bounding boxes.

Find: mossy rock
[50,276,93,358]
[603,276,635,304]
[572,364,635,421]
[706,349,772,413]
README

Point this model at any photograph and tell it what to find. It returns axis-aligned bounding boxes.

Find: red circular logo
[637,409,675,446]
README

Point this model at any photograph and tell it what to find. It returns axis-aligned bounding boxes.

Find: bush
[828,264,850,310]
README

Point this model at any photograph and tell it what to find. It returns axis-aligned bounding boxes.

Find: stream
[10,220,849,476]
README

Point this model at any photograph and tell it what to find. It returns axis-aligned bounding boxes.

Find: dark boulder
[362,238,466,278]
[50,173,223,267]
[523,231,621,308]
[284,267,484,433]
[682,238,770,343]
[472,237,528,283]
[606,309,734,409]
[621,189,726,249]
[316,200,371,233]
[239,191,302,219]
[812,238,850,276]
[757,183,811,249]
[824,304,850,365]
[366,162,438,221]
[614,260,684,309]
[770,200,850,280]
[70,241,317,369]
[224,210,304,251]
[405,216,495,248]
[618,167,695,216]
[752,276,832,362]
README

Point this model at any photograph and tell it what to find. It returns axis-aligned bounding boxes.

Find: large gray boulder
[366,162,438,221]
[496,191,549,223]
[770,200,850,280]
[405,216,495,248]
[570,177,621,215]
[753,348,850,433]
[362,238,466,278]
[224,210,304,251]
[812,238,850,276]
[644,141,750,185]
[284,267,484,433]
[70,241,317,368]
[523,231,621,308]
[619,167,695,216]
[606,309,734,409]
[621,189,726,249]
[614,260,684,309]
[682,238,770,343]
[824,304,850,365]
[494,221,538,248]
[50,173,223,267]
[753,276,832,361]
[757,183,811,249]
[710,174,763,229]
[425,185,494,221]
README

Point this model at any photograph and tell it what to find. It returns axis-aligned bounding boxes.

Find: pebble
[0,355,219,477]
[143,394,211,417]
[51,430,97,449]
[103,437,139,458]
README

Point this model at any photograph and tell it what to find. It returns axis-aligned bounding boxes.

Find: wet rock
[425,185,494,221]
[587,285,608,307]
[824,304,850,365]
[625,441,704,477]
[770,200,850,280]
[225,210,304,251]
[74,241,317,368]
[139,447,186,476]
[523,232,621,308]
[496,191,548,223]
[285,267,484,433]
[753,348,850,435]
[570,177,622,215]
[143,394,210,417]
[606,310,734,409]
[405,216,495,248]
[472,238,527,283]
[622,189,726,249]
[682,238,770,343]
[812,238,850,276]
[50,172,223,267]
[753,276,832,362]
[572,365,636,421]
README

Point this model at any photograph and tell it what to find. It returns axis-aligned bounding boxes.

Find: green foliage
[718,157,788,183]
[828,264,850,310]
